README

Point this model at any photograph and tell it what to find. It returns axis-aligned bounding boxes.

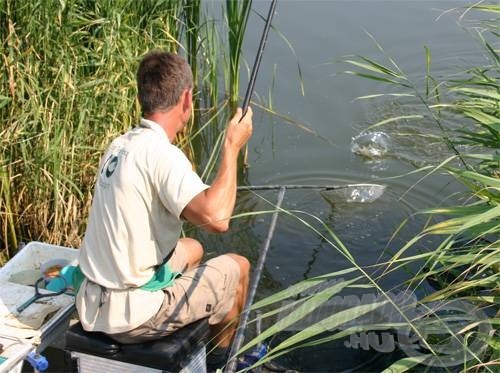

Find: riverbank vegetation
[0,0,256,261]
[235,4,499,372]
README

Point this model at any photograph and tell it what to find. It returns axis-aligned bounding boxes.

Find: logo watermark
[276,281,493,368]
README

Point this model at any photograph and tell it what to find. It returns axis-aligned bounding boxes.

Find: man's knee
[179,237,204,260]
[226,253,250,277]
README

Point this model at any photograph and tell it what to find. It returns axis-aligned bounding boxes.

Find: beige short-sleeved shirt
[76,118,209,334]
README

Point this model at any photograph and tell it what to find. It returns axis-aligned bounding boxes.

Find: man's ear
[182,88,192,113]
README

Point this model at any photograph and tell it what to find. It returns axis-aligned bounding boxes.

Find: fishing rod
[226,1,278,372]
[239,0,278,120]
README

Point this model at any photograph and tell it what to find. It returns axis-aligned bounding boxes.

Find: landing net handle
[225,186,286,373]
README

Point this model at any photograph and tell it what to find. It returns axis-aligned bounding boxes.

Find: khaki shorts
[110,243,240,344]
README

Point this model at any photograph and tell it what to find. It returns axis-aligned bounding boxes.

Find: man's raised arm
[181,107,253,232]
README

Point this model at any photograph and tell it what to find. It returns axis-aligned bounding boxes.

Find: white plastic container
[0,242,78,372]
[0,242,78,283]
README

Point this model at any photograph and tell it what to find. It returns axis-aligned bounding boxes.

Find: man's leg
[174,237,204,271]
[209,253,250,348]
[109,253,248,351]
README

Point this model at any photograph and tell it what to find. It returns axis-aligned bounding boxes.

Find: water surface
[198,1,487,371]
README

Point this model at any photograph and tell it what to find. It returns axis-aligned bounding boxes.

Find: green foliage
[0,0,257,258]
[225,0,252,110]
[1,0,171,255]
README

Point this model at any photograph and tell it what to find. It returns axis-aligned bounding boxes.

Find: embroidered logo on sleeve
[104,155,119,177]
[98,148,128,187]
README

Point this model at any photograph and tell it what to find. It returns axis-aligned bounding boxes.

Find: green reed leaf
[250,267,359,309]
[450,170,500,189]
[382,356,430,372]
[451,87,500,100]
[344,71,410,87]
[270,300,389,353]
[237,276,363,356]
[472,5,500,13]
[353,93,415,100]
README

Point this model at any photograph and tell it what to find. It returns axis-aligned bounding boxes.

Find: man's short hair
[137,51,193,115]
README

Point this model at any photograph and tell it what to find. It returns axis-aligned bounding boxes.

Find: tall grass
[231,5,499,372]
[0,0,183,258]
[0,0,258,261]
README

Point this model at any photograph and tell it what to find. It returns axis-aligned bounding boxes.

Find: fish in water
[351,131,390,159]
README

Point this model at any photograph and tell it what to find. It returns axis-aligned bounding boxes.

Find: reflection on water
[270,330,404,373]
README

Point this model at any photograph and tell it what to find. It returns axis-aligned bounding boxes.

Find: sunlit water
[194,1,487,371]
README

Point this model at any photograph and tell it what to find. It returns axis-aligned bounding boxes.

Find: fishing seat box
[65,318,210,373]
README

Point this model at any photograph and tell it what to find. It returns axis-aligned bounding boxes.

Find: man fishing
[75,50,253,369]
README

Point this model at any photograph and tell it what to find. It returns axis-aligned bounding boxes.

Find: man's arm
[181,107,253,233]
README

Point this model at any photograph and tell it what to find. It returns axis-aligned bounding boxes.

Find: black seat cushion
[65,323,120,356]
[65,319,210,371]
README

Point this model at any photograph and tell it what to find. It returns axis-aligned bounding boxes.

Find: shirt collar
[139,118,171,144]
